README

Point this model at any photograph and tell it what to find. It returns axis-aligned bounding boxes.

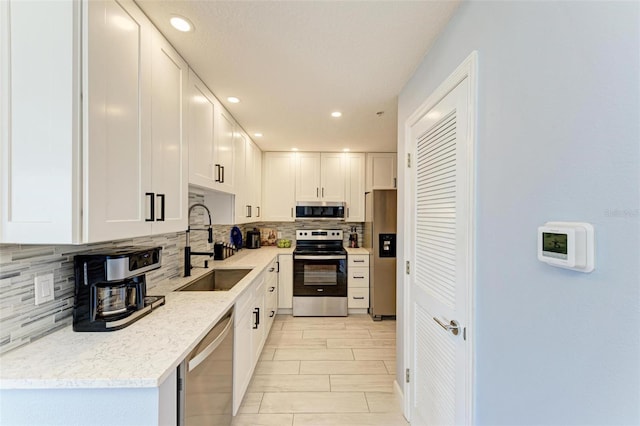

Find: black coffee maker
[73,247,165,331]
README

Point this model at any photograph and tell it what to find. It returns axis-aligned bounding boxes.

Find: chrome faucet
[184,203,214,277]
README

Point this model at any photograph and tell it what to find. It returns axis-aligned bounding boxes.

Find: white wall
[397,1,640,424]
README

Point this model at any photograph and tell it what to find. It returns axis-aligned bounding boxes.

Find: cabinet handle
[393,177,397,188]
[268,267,275,272]
[276,261,280,273]
[316,187,319,198]
[269,286,275,292]
[353,296,365,300]
[354,276,365,279]
[269,311,275,318]
[353,260,365,263]
[221,166,225,183]
[257,206,260,217]
[291,207,294,217]
[246,205,251,218]
[322,187,324,197]
[253,308,260,329]
[156,194,165,221]
[145,192,155,222]
[215,164,221,182]
[347,207,350,218]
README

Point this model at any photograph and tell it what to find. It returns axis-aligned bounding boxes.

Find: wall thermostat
[537,222,595,272]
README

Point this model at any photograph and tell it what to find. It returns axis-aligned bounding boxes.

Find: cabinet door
[150,29,188,234]
[345,153,365,222]
[320,153,346,201]
[262,152,296,221]
[84,0,152,242]
[188,71,217,189]
[251,290,265,364]
[233,132,248,224]
[1,0,79,243]
[366,153,397,191]
[216,109,235,193]
[295,152,321,201]
[248,140,262,220]
[278,254,294,309]
[233,305,253,415]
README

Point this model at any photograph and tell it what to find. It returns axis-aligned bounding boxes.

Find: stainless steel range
[293,229,348,316]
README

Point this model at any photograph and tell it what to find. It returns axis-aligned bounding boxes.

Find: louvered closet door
[410,77,470,425]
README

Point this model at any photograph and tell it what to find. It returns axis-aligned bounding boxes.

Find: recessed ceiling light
[254,133,263,138]
[331,111,342,118]
[292,148,298,151]
[343,148,350,152]
[227,97,240,104]
[170,16,193,32]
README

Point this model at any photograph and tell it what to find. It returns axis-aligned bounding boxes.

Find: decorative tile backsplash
[0,192,363,355]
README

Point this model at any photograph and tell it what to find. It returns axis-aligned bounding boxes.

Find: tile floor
[232,314,408,426]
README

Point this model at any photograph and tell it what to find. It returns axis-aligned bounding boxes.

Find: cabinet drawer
[348,287,369,308]
[348,267,369,288]
[348,254,369,267]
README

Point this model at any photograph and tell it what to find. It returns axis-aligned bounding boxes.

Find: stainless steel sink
[177,269,251,292]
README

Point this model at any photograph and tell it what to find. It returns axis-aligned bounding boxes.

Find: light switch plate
[35,274,54,305]
[277,231,282,239]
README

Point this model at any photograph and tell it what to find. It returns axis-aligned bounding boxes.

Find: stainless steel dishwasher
[178,306,234,426]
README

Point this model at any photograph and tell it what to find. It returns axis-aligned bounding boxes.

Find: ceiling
[135,0,461,153]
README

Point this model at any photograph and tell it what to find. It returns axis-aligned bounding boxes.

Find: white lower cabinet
[348,254,370,311]
[233,256,280,415]
[233,280,256,416]
[265,257,279,330]
[277,254,293,311]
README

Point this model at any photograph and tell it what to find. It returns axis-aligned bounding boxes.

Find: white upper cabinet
[1,0,188,243]
[366,153,397,192]
[233,131,248,223]
[262,152,296,222]
[86,0,187,241]
[84,0,153,242]
[295,153,345,202]
[188,72,235,194]
[251,141,262,220]
[1,0,80,243]
[148,29,189,235]
[233,132,262,224]
[246,139,262,221]
[345,153,365,222]
[188,71,217,190]
[216,109,236,193]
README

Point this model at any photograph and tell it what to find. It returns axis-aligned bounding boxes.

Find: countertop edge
[0,247,293,390]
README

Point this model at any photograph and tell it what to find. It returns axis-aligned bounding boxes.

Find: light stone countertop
[345,247,371,255]
[0,246,294,390]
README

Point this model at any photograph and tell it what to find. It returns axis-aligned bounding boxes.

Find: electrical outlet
[34,274,54,305]
[277,231,282,239]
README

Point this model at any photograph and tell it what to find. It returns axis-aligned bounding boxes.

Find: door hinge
[406,368,410,383]
[406,260,410,275]
[407,153,411,168]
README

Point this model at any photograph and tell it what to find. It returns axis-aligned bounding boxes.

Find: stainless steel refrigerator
[363,189,397,320]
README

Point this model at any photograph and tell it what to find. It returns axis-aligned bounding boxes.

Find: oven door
[293,255,347,297]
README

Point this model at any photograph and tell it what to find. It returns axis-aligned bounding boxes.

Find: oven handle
[294,255,346,260]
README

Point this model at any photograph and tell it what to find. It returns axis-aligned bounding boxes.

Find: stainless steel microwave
[295,202,345,221]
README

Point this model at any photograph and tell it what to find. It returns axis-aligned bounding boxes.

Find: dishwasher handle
[188,311,234,372]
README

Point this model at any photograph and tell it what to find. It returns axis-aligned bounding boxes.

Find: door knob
[433,317,460,336]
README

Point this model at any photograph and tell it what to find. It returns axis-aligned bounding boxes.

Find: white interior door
[405,54,476,425]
